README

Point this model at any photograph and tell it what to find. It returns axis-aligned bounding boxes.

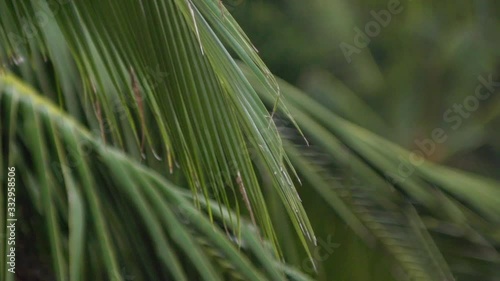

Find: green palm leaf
[244,66,500,281]
[0,72,315,281]
[0,0,315,260]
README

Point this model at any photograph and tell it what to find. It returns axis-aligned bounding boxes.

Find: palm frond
[244,66,500,281]
[0,72,315,281]
[0,0,315,258]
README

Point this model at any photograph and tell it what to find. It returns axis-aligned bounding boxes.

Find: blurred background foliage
[231,0,500,280]
[1,0,500,281]
[233,0,500,164]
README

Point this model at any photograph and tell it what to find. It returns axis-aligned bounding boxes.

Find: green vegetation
[1,0,499,280]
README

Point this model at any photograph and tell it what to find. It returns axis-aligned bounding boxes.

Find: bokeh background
[231,0,500,280]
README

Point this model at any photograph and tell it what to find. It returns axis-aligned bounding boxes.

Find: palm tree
[1,1,499,281]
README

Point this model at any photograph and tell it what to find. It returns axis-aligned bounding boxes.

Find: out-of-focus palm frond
[244,66,500,281]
